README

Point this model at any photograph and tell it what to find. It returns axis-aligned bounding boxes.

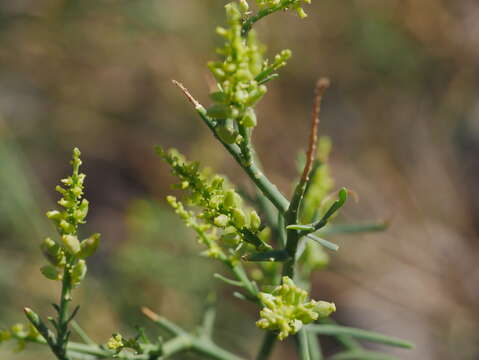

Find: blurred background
[1,0,478,359]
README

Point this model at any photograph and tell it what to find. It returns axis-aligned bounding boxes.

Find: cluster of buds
[207,2,292,144]
[41,148,100,287]
[254,0,312,18]
[106,333,143,355]
[106,333,124,351]
[158,147,270,258]
[0,323,42,350]
[256,277,335,340]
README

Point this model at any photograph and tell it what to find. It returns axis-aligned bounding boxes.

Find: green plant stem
[141,307,186,337]
[192,339,244,360]
[241,0,297,36]
[307,332,323,360]
[255,331,277,360]
[298,329,311,360]
[21,332,243,360]
[71,321,96,345]
[56,261,74,360]
[173,80,289,213]
[229,261,259,299]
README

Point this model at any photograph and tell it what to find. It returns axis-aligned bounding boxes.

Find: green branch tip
[306,234,339,251]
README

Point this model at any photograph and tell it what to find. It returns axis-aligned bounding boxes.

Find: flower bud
[238,0,249,12]
[46,210,62,221]
[41,265,62,281]
[76,199,89,221]
[106,334,124,350]
[78,233,101,259]
[313,300,336,317]
[216,123,239,144]
[71,260,87,286]
[296,7,307,19]
[223,189,242,209]
[249,210,261,231]
[59,220,75,234]
[214,214,229,227]
[241,108,257,128]
[232,208,246,228]
[220,228,240,246]
[41,238,65,267]
[61,234,81,254]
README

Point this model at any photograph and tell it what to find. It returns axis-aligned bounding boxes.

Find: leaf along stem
[307,324,413,349]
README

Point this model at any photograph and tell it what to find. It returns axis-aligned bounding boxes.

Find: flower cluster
[41,148,100,287]
[207,2,291,143]
[158,147,270,258]
[256,277,335,340]
[254,0,312,18]
[0,323,42,351]
[106,333,143,355]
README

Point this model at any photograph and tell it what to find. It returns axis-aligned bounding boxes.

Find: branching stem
[283,79,330,279]
[172,80,289,213]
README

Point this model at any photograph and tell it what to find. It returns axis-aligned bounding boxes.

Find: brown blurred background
[1,0,478,359]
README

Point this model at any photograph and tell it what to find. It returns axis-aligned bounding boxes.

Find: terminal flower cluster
[256,277,336,340]
[207,2,292,144]
[41,148,100,287]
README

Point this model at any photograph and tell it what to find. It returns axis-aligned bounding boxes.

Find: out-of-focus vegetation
[1,1,478,359]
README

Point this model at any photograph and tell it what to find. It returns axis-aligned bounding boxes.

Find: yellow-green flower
[256,277,335,340]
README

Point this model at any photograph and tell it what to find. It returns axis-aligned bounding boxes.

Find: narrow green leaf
[213,273,244,287]
[298,188,349,234]
[258,73,279,85]
[306,235,339,251]
[319,188,348,224]
[307,331,323,360]
[320,222,389,236]
[298,329,311,360]
[308,325,413,349]
[328,350,399,360]
[287,224,315,231]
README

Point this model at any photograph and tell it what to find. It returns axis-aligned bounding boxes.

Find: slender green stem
[307,332,323,360]
[141,307,187,337]
[229,261,258,298]
[56,261,74,360]
[200,299,217,339]
[71,321,96,345]
[192,339,244,360]
[255,331,277,360]
[298,329,311,360]
[25,333,243,360]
